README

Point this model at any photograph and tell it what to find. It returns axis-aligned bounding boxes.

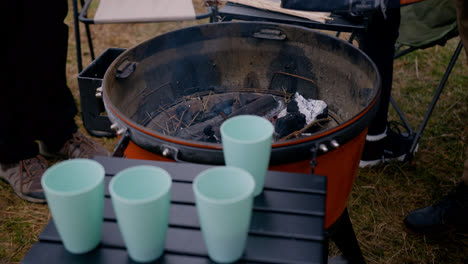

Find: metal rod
[348,31,357,44]
[390,96,413,134]
[394,46,418,59]
[79,0,95,61]
[211,6,219,22]
[407,40,463,160]
[72,0,83,73]
[78,0,95,24]
[196,10,214,20]
[112,130,130,157]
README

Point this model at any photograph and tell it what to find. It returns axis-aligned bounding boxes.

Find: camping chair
[391,0,463,161]
[71,0,218,73]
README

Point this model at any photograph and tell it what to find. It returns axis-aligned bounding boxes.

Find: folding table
[22,156,327,264]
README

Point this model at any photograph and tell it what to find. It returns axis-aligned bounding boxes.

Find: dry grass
[0,184,49,263]
[1,1,467,263]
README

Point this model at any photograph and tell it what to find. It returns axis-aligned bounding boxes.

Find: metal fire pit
[101,21,380,227]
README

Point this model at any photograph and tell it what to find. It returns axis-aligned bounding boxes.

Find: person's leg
[3,0,109,158]
[403,179,468,236]
[454,0,468,63]
[359,8,401,136]
[1,0,77,161]
[1,0,108,203]
[21,0,78,149]
[359,7,416,167]
[0,0,58,203]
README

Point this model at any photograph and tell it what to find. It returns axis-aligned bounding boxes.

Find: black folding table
[22,156,327,264]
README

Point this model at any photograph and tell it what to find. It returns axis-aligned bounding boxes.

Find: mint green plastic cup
[41,159,105,254]
[220,115,274,196]
[109,166,172,263]
[193,166,255,263]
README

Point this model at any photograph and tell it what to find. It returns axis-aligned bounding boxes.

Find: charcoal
[204,136,218,143]
[211,99,235,116]
[275,112,306,138]
[238,93,261,106]
[175,95,278,141]
[264,99,286,121]
[232,99,241,112]
[286,100,299,113]
[203,125,215,137]
[203,93,237,112]
[195,112,217,123]
[316,106,328,120]
[176,104,193,125]
[176,104,188,116]
[229,95,277,117]
[232,93,262,112]
[176,115,223,140]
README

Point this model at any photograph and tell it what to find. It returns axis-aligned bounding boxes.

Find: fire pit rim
[102,21,381,160]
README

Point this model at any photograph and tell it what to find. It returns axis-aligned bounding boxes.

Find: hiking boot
[0,155,48,203]
[359,122,416,167]
[40,131,110,159]
[404,182,468,236]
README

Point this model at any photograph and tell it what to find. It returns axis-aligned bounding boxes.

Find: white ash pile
[275,93,328,140]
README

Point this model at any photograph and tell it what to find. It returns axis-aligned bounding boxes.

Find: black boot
[404,182,468,236]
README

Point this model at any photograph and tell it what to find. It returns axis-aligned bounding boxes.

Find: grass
[1,1,467,263]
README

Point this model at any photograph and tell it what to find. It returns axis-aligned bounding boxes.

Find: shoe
[404,182,468,236]
[40,131,110,159]
[0,155,48,203]
[359,122,416,167]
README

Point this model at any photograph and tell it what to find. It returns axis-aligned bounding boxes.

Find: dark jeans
[359,8,401,135]
[1,0,77,163]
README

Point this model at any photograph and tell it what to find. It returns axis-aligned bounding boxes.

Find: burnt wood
[175,95,279,141]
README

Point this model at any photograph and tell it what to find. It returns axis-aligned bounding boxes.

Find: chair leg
[327,208,366,264]
[405,40,463,161]
[72,0,84,73]
[80,0,96,61]
[84,23,95,60]
[390,95,414,135]
[348,31,357,44]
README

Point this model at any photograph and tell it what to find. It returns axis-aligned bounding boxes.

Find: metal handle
[161,144,187,163]
[253,29,286,40]
[115,58,138,79]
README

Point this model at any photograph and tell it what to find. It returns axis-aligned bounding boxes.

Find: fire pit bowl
[102,22,380,227]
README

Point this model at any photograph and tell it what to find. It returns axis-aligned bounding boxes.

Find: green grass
[1,1,467,263]
[349,39,468,263]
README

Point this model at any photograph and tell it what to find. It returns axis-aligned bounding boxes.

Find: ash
[278,93,328,125]
[274,92,328,140]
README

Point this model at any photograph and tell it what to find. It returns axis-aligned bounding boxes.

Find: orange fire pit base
[122,129,367,229]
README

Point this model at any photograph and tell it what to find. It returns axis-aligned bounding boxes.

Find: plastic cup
[220,115,274,196]
[41,159,105,254]
[109,166,172,263]
[193,166,255,263]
